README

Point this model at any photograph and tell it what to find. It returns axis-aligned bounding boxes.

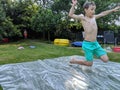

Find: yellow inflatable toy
[54,39,70,46]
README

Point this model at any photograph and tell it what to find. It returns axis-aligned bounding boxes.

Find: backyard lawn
[0,39,84,65]
[0,39,120,65]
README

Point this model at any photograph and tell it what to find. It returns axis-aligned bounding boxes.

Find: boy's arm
[68,0,85,20]
[95,6,120,19]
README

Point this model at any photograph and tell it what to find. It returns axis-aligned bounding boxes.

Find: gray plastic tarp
[0,55,120,90]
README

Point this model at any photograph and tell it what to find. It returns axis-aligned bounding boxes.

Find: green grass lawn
[0,39,84,65]
[0,39,120,65]
[0,39,120,89]
[0,86,2,90]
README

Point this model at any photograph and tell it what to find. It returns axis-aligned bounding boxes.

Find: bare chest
[82,17,98,31]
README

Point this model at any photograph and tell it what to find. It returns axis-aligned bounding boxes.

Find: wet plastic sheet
[0,55,120,90]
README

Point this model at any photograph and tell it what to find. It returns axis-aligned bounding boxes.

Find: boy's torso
[81,16,98,42]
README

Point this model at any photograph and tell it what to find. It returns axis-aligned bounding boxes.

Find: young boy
[69,0,120,66]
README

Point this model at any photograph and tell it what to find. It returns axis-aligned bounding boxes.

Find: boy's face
[84,5,96,18]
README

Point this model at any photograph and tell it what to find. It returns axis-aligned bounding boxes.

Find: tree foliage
[0,0,120,41]
[0,1,6,39]
[32,7,60,40]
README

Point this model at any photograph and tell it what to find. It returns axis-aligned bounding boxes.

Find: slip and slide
[0,55,120,90]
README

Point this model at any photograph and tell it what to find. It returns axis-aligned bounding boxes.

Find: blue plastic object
[71,41,82,47]
[29,46,36,48]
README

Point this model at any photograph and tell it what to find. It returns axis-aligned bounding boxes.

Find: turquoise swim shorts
[82,40,107,62]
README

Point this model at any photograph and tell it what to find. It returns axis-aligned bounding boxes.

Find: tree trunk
[47,31,50,41]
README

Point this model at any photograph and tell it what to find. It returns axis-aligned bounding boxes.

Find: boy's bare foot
[70,58,76,64]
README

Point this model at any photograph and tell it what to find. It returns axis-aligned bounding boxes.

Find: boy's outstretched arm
[95,6,120,19]
[68,0,84,20]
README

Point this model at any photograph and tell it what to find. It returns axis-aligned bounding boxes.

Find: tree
[0,1,6,40]
[94,0,120,30]
[32,7,58,40]
[1,0,119,41]
[0,0,22,40]
[51,0,82,39]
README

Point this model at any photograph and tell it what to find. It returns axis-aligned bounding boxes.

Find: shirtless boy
[69,0,120,66]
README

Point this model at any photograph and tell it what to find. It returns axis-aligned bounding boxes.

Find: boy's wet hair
[83,1,95,9]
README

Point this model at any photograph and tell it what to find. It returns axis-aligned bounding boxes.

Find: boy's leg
[94,46,109,63]
[100,54,109,62]
[70,58,93,66]
[70,48,93,66]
